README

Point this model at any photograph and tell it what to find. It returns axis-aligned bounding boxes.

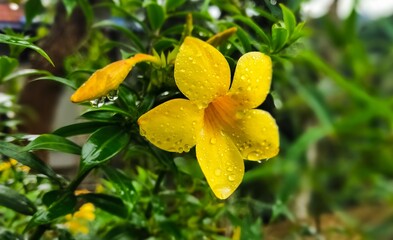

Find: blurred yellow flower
[138,37,279,199]
[64,203,95,235]
[70,53,160,103]
[0,159,30,172]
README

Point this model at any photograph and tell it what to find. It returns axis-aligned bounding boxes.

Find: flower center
[204,96,236,131]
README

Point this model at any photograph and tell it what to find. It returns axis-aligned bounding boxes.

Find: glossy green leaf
[4,69,51,83]
[0,34,54,66]
[33,76,77,89]
[0,185,37,215]
[53,122,110,137]
[137,94,155,117]
[78,193,128,218]
[25,0,44,27]
[0,142,65,184]
[165,0,186,12]
[280,4,296,36]
[146,3,166,31]
[101,166,137,213]
[83,105,134,118]
[22,134,81,155]
[271,24,288,52]
[0,56,18,82]
[118,85,138,114]
[26,192,76,230]
[80,126,130,173]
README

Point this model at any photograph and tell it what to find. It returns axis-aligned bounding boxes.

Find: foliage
[0,0,392,239]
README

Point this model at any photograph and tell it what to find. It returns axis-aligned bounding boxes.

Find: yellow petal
[138,99,203,153]
[174,37,230,107]
[70,54,159,103]
[196,122,244,199]
[229,109,279,160]
[229,52,272,109]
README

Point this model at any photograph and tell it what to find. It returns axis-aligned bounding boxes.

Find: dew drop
[214,168,222,176]
[241,75,246,80]
[227,166,233,172]
[90,97,106,108]
[228,175,235,182]
[180,107,184,111]
[270,0,277,5]
[107,89,119,101]
[210,138,217,144]
[213,184,232,199]
[258,160,262,163]
[178,147,184,152]
[247,151,261,160]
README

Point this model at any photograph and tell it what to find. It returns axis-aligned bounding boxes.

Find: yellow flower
[138,37,279,199]
[70,54,160,103]
[0,159,29,172]
[64,203,95,235]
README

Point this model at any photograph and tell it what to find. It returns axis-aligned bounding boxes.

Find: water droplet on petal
[210,138,217,144]
[213,184,232,199]
[228,175,235,182]
[247,151,261,160]
[214,168,222,176]
[107,89,119,101]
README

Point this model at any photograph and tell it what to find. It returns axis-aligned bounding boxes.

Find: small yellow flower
[64,203,95,235]
[70,54,160,103]
[0,159,29,172]
[138,37,279,199]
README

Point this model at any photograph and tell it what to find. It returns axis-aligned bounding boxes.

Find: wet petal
[174,37,230,107]
[196,123,244,199]
[229,52,272,109]
[228,109,279,160]
[138,99,203,153]
[71,54,159,103]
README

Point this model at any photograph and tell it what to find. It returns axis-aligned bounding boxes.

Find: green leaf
[25,0,44,27]
[0,56,18,82]
[146,3,166,31]
[165,0,186,12]
[101,166,137,213]
[78,193,128,218]
[280,4,296,36]
[271,24,288,52]
[77,0,94,26]
[53,122,110,137]
[0,34,54,66]
[62,0,77,16]
[33,76,77,89]
[118,85,138,114]
[80,126,130,173]
[22,134,81,155]
[0,185,37,215]
[93,20,145,52]
[0,142,65,184]
[26,192,76,230]
[174,157,204,179]
[3,69,51,83]
[82,105,134,118]
[233,15,270,45]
